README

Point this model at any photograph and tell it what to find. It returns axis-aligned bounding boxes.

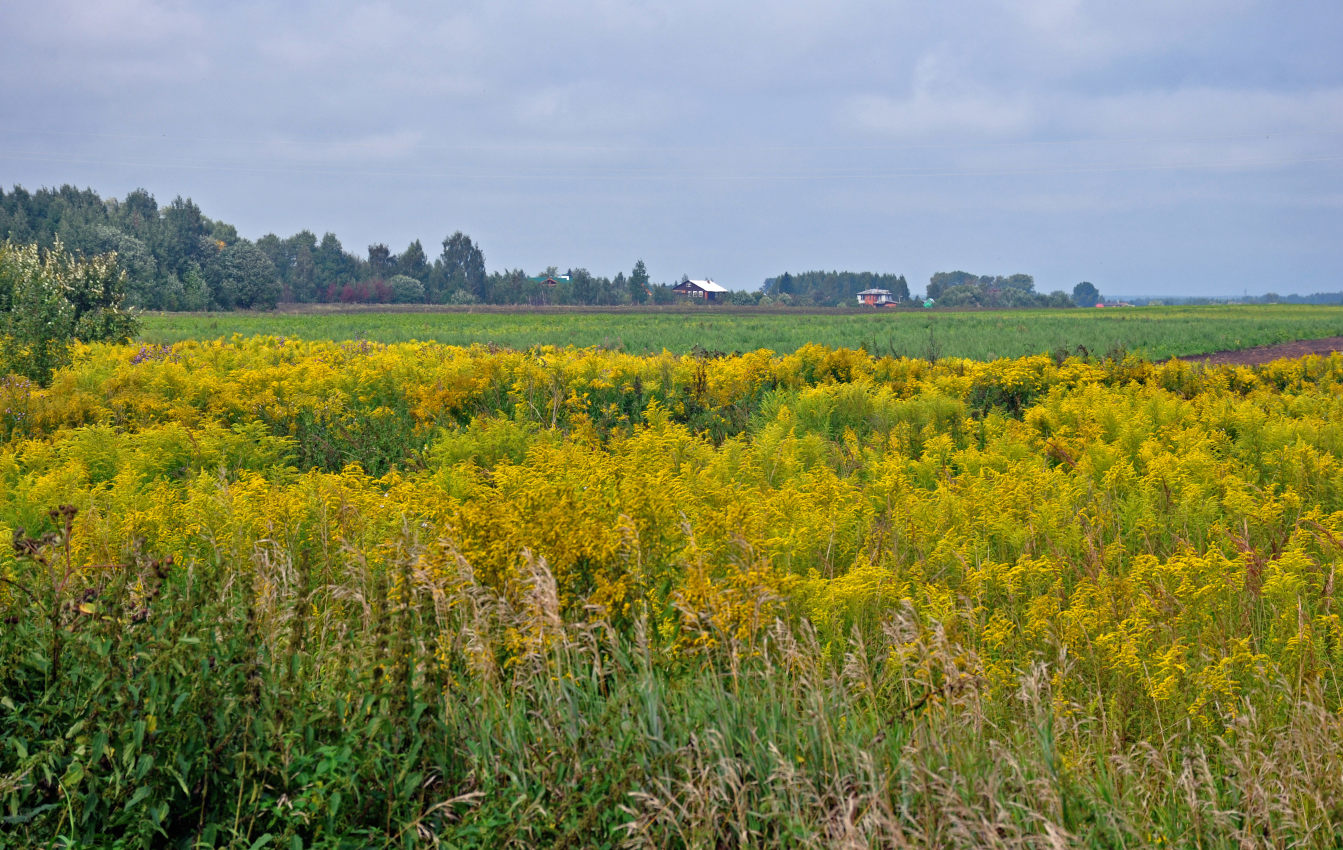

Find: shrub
[0,239,140,384]
[389,274,425,304]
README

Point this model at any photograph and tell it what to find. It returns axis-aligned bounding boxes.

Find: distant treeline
[2,185,926,311]
[1121,293,1343,306]
[755,269,1086,309]
[758,271,910,307]
[0,185,687,310]
[9,184,1326,313]
[925,271,1078,308]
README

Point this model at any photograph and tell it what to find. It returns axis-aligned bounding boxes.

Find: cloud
[0,0,209,90]
[264,130,426,164]
[1063,86,1343,142]
[838,45,1035,140]
[842,91,1034,139]
[10,0,205,48]
[990,0,1263,69]
[841,79,1343,173]
[506,82,683,143]
[2,0,1339,297]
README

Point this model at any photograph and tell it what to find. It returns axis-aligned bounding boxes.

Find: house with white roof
[856,288,897,306]
[672,278,728,302]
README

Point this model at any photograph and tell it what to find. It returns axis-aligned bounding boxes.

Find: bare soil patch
[1178,336,1343,366]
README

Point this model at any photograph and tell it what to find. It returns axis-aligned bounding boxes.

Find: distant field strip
[138,304,1343,359]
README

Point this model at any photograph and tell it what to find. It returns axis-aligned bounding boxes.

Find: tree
[1072,281,1100,308]
[285,231,318,302]
[255,230,319,303]
[1,239,139,384]
[259,231,320,303]
[179,263,210,311]
[367,243,394,279]
[81,225,157,307]
[256,233,286,284]
[157,262,210,312]
[157,196,209,279]
[927,271,977,301]
[314,232,358,297]
[438,232,486,300]
[759,270,908,306]
[566,268,596,305]
[207,241,280,310]
[937,284,986,308]
[116,188,159,239]
[208,220,239,245]
[396,240,430,282]
[629,259,650,305]
[888,275,911,302]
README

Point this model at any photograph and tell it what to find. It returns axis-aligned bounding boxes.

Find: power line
[3,148,1341,182]
[3,127,1343,155]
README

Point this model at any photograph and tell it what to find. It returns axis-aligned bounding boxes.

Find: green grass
[6,517,1340,848]
[137,304,1343,360]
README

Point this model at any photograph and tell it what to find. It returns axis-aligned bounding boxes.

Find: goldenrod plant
[2,338,1342,846]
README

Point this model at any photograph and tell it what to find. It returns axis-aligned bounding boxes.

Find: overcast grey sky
[3,0,1341,296]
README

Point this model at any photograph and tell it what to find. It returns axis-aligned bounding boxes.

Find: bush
[389,274,425,304]
[0,239,139,384]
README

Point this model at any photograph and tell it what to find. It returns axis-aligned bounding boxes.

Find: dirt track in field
[1177,336,1343,366]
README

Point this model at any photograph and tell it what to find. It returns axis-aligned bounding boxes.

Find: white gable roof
[685,279,727,293]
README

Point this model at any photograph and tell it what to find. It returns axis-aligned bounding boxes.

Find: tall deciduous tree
[1073,281,1100,307]
[396,239,430,283]
[285,231,318,303]
[207,241,281,310]
[438,232,486,300]
[927,271,977,300]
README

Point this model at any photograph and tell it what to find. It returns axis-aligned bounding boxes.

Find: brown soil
[1177,336,1343,366]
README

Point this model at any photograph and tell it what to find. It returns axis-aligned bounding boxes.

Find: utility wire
[2,148,1341,181]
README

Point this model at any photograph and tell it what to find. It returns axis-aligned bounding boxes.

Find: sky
[2,0,1341,298]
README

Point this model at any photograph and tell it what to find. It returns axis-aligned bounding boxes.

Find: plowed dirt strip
[1178,336,1343,365]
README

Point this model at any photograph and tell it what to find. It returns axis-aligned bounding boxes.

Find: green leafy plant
[0,239,140,384]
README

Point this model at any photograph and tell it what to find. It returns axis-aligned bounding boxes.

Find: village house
[672,278,727,302]
[527,274,567,286]
[856,288,897,306]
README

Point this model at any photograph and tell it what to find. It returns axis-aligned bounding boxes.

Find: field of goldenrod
[3,337,1342,847]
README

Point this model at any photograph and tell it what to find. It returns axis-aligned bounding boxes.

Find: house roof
[857,288,892,296]
[678,278,727,293]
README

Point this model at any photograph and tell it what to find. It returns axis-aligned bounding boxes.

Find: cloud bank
[2,0,1340,295]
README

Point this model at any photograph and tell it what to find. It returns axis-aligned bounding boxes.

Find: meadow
[139,303,1343,360]
[2,335,1343,847]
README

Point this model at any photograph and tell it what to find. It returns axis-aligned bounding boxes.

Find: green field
[138,304,1343,359]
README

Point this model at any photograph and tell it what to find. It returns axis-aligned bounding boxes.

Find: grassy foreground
[137,303,1343,360]
[2,339,1343,847]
